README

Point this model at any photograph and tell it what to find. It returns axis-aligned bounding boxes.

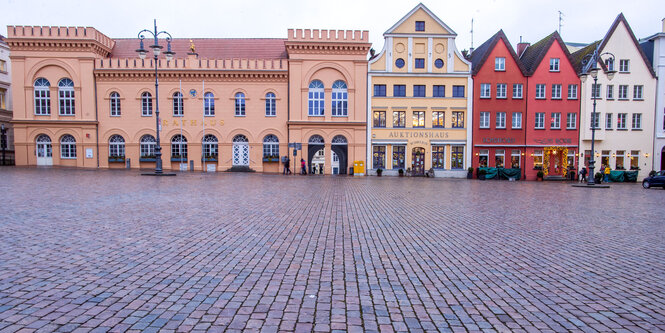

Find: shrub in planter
[478,168,487,180]
[536,170,544,180]
[594,172,603,183]
[398,168,404,177]
[467,167,474,179]
[376,168,383,177]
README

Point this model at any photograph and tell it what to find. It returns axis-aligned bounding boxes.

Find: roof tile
[111,38,287,59]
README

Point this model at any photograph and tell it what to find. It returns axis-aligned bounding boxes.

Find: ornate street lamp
[579,45,616,185]
[137,20,176,176]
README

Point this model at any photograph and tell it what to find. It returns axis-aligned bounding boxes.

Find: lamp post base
[571,184,610,189]
[141,172,177,176]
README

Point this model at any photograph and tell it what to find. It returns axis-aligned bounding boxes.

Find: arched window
[58,78,75,116]
[35,134,52,159]
[34,78,51,115]
[332,135,347,145]
[109,135,125,157]
[171,134,188,159]
[60,134,76,159]
[173,92,183,116]
[36,134,52,144]
[263,134,279,158]
[235,92,245,116]
[204,92,215,116]
[140,135,156,157]
[265,92,276,116]
[110,92,121,116]
[203,134,218,158]
[308,80,324,116]
[233,135,248,143]
[141,92,153,116]
[308,135,324,144]
[332,81,348,116]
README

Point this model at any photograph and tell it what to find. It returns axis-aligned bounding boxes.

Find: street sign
[288,143,295,148]
[296,143,302,150]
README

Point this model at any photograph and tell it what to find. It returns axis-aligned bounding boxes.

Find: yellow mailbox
[353,161,365,176]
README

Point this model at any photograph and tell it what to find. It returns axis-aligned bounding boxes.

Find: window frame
[414,58,425,69]
[633,85,643,100]
[535,112,545,129]
[549,58,560,72]
[433,85,445,98]
[495,57,506,71]
[393,111,405,128]
[110,92,121,117]
[373,84,387,97]
[265,92,276,117]
[372,145,386,169]
[34,78,52,115]
[617,113,627,130]
[618,85,629,100]
[373,111,386,128]
[512,112,522,129]
[173,91,184,117]
[234,92,246,116]
[262,135,279,158]
[632,113,642,130]
[512,84,523,99]
[551,112,561,129]
[451,111,464,128]
[432,145,445,169]
[140,135,156,157]
[413,85,426,98]
[535,84,546,99]
[204,92,215,116]
[452,85,465,98]
[170,134,188,159]
[392,145,406,169]
[496,112,506,129]
[331,80,348,116]
[496,84,507,99]
[432,111,445,128]
[551,84,562,100]
[141,92,153,116]
[415,21,425,31]
[567,84,578,100]
[308,80,325,116]
[60,134,77,159]
[619,59,630,72]
[480,83,491,99]
[605,113,613,130]
[393,85,406,97]
[108,135,125,157]
[412,111,425,128]
[566,113,577,129]
[606,85,614,100]
[58,78,75,116]
[479,112,490,129]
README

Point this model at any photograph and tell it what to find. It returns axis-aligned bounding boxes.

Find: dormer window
[415,21,425,31]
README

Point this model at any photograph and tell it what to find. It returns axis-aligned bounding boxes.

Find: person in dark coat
[579,166,587,183]
[301,158,307,175]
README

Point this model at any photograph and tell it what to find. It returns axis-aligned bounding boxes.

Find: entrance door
[661,147,665,171]
[331,151,339,174]
[232,135,249,166]
[36,134,53,166]
[412,147,425,176]
[548,150,563,176]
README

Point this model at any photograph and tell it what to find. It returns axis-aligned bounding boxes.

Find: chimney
[517,42,530,57]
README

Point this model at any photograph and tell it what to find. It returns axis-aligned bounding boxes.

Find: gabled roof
[384,3,457,36]
[110,38,288,59]
[520,31,575,76]
[470,30,526,76]
[598,13,656,78]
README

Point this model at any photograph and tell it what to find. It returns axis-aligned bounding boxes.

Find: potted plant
[467,167,474,179]
[536,170,544,181]
[594,172,603,184]
[398,168,404,177]
[478,168,487,180]
[376,168,383,177]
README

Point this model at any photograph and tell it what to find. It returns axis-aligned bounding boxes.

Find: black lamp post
[1,123,7,166]
[579,46,616,185]
[137,20,176,176]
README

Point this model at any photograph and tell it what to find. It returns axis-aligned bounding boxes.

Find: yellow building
[368,3,472,177]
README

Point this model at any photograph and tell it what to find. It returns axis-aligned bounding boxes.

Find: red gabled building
[520,31,581,180]
[471,30,528,178]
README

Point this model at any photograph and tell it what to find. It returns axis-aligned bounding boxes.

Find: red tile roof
[110,38,287,59]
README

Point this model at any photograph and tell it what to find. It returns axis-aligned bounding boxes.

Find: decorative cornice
[285,43,370,56]
[12,119,98,125]
[94,70,289,82]
[288,121,366,127]
[7,40,111,57]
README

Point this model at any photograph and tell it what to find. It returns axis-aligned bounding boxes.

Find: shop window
[392,145,405,169]
[630,150,639,170]
[601,150,610,168]
[479,149,489,167]
[511,150,521,168]
[451,146,464,169]
[495,149,505,168]
[373,146,386,169]
[432,145,445,169]
[615,150,625,170]
[533,150,543,169]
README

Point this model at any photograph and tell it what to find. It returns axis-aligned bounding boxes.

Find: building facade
[7,25,368,173]
[520,32,581,180]
[470,30,528,178]
[367,3,472,177]
[641,19,665,172]
[0,34,13,164]
[574,14,657,179]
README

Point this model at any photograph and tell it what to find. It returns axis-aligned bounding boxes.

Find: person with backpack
[579,166,587,183]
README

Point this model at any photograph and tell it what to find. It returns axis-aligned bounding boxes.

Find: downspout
[524,75,529,180]
[94,59,100,168]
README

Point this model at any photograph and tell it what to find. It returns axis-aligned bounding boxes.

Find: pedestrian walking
[604,165,611,183]
[283,156,291,174]
[579,166,587,183]
[301,158,307,175]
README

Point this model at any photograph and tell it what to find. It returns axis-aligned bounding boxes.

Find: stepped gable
[470,30,526,76]
[520,31,575,76]
[110,38,288,59]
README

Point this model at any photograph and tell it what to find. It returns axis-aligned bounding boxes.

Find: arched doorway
[232,135,249,166]
[412,147,425,176]
[307,135,325,174]
[36,134,52,166]
[331,135,348,175]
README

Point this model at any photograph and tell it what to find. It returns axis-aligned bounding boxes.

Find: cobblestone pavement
[1,168,664,333]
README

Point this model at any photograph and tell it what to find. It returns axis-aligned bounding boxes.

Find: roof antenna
[470,18,474,53]
[558,11,564,34]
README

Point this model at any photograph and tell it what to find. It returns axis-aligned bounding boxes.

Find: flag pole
[202,80,206,172]
[179,79,184,168]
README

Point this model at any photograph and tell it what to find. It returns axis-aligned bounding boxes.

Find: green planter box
[108,156,125,163]
[139,157,156,162]
[171,157,187,162]
[262,157,279,162]
[202,157,218,162]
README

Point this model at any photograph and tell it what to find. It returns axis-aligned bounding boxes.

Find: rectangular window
[433,85,445,97]
[591,84,601,99]
[512,112,522,129]
[0,88,6,110]
[372,146,386,169]
[606,113,613,129]
[393,111,405,128]
[551,84,562,99]
[533,150,543,169]
[536,84,546,99]
[601,150,611,168]
[373,111,386,128]
[567,150,575,169]
[495,57,505,71]
[393,85,406,97]
[619,59,629,72]
[617,113,627,129]
[535,112,545,129]
[615,150,625,170]
[432,145,445,169]
[551,112,561,129]
[495,149,505,168]
[567,84,578,99]
[480,83,491,98]
[605,58,614,71]
[496,112,506,129]
[479,112,490,128]
[630,150,639,169]
[479,149,489,167]
[0,60,6,72]
[632,113,642,129]
[513,84,523,99]
[373,84,386,97]
[432,111,445,128]
[606,85,614,99]
[415,21,425,31]
[549,58,560,72]
[451,146,464,169]
[452,85,465,97]
[633,85,643,100]
[392,145,405,169]
[173,94,184,116]
[511,150,521,168]
[496,84,507,99]
[415,58,425,69]
[452,111,464,128]
[566,113,577,129]
[412,111,425,128]
[413,85,426,97]
[618,85,629,99]
[591,112,600,129]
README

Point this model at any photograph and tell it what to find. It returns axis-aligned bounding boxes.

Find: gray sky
[2,0,663,54]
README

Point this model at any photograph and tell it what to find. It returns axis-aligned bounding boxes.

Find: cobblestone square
[1,168,664,332]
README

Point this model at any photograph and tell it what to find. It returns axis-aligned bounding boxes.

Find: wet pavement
[0,167,664,332]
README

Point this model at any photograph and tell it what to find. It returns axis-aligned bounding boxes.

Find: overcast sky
[2,0,663,54]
